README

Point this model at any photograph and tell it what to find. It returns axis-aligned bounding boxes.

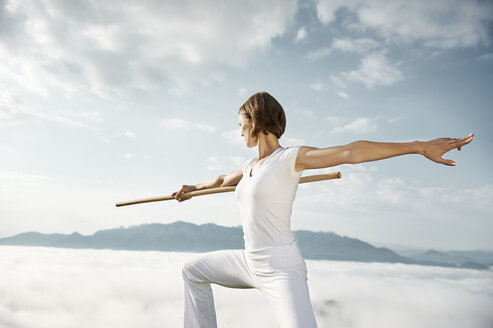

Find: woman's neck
[256,134,281,160]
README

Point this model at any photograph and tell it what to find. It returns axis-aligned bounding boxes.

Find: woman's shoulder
[279,145,302,157]
[241,157,257,173]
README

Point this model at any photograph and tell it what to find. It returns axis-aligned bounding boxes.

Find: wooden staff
[115,172,341,207]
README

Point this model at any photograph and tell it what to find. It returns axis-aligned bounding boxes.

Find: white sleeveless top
[235,146,303,251]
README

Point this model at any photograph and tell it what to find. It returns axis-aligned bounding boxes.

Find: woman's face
[239,113,257,148]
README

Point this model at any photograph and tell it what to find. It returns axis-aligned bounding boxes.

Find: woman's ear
[250,122,257,137]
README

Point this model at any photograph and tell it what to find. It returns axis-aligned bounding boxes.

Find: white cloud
[79,111,103,124]
[0,171,49,184]
[314,0,493,49]
[230,156,246,167]
[337,91,349,99]
[168,86,188,97]
[341,52,404,88]
[331,38,380,54]
[221,128,244,145]
[125,131,136,138]
[0,246,491,328]
[0,88,104,131]
[206,155,246,171]
[0,0,298,96]
[306,38,380,60]
[302,110,318,119]
[386,117,404,124]
[330,74,347,89]
[124,153,135,159]
[206,156,220,171]
[478,53,493,61]
[161,118,216,133]
[327,116,378,134]
[283,137,305,146]
[305,47,331,60]
[294,26,308,43]
[237,87,248,97]
[294,106,319,119]
[310,82,323,91]
[295,164,493,248]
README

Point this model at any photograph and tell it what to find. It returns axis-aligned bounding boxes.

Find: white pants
[182,241,318,328]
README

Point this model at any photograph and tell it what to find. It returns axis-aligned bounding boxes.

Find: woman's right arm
[172,168,243,202]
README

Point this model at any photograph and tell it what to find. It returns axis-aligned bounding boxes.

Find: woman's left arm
[295,133,474,171]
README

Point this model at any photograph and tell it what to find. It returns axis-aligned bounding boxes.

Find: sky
[1,246,492,328]
[1,0,492,250]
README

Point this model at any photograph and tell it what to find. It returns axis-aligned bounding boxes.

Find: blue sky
[1,0,492,250]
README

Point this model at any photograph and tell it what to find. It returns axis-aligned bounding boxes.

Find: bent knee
[182,256,201,282]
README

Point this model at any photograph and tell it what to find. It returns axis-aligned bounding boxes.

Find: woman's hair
[238,92,286,139]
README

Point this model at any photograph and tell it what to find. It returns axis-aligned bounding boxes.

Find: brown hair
[238,92,286,139]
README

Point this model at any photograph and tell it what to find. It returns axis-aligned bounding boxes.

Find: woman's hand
[420,133,474,166]
[172,185,197,202]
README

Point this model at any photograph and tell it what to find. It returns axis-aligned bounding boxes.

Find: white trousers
[182,241,318,328]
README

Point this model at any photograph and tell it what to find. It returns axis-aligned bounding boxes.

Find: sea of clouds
[1,246,492,328]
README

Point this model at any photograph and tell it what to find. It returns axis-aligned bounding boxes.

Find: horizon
[1,0,492,250]
[2,219,493,253]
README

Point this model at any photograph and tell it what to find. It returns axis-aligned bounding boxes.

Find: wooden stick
[115,172,341,207]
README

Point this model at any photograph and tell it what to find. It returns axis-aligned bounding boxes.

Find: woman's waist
[244,240,305,271]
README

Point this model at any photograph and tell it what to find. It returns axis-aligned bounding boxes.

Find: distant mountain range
[0,221,491,270]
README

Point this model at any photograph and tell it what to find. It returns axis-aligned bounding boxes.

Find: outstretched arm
[295,133,474,171]
[172,168,243,202]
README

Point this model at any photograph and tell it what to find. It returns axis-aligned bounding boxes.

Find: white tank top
[235,146,303,251]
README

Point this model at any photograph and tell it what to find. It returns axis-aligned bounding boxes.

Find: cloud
[305,47,331,60]
[237,88,248,97]
[78,111,103,125]
[331,38,380,54]
[306,38,380,60]
[221,128,244,145]
[327,116,378,134]
[302,110,318,119]
[305,38,379,60]
[294,26,308,43]
[478,53,493,62]
[0,88,106,132]
[314,0,493,49]
[308,260,493,328]
[161,118,216,133]
[283,137,305,146]
[0,246,491,328]
[124,153,135,160]
[206,155,246,171]
[168,86,188,98]
[310,82,323,91]
[0,171,49,184]
[330,75,348,89]
[0,0,298,96]
[295,163,493,248]
[340,52,404,88]
[337,91,349,99]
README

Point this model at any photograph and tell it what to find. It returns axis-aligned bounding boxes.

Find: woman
[173,92,473,328]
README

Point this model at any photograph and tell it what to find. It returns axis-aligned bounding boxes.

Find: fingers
[444,158,456,166]
[173,186,193,202]
[173,187,185,202]
[436,156,456,166]
[444,133,474,152]
[454,133,474,150]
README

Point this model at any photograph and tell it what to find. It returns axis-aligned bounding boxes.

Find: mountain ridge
[0,221,490,270]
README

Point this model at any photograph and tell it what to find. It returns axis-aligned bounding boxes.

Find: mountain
[0,221,490,269]
[407,249,490,269]
[0,221,243,252]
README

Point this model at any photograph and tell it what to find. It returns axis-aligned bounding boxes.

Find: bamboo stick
[115,172,341,207]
